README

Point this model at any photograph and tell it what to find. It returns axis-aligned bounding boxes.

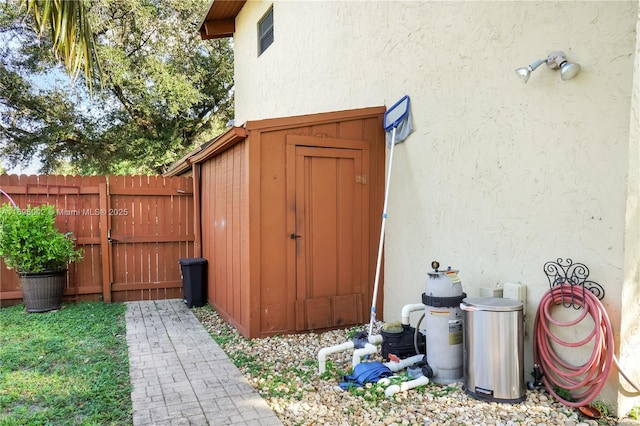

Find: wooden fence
[0,174,195,306]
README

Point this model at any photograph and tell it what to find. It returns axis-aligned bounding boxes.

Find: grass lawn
[0,302,132,425]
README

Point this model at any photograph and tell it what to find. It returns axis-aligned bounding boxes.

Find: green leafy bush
[0,204,82,273]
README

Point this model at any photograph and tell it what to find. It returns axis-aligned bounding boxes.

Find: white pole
[368,126,397,337]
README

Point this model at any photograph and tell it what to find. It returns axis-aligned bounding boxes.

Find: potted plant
[0,204,82,312]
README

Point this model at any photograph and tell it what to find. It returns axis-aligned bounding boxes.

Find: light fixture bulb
[547,51,581,81]
[515,67,531,83]
[560,62,581,81]
[514,59,546,84]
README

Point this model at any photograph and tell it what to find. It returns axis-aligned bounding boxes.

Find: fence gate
[0,174,195,305]
[106,176,194,302]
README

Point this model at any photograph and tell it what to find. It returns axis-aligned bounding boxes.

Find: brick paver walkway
[126,299,283,426]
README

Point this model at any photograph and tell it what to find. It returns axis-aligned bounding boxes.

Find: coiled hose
[0,188,17,207]
[533,283,614,407]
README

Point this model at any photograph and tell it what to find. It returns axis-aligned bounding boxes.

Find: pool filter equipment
[422,261,466,384]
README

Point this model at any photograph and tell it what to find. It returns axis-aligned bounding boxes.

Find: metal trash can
[178,258,207,308]
[460,297,525,403]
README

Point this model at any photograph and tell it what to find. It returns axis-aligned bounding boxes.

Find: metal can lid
[461,297,523,312]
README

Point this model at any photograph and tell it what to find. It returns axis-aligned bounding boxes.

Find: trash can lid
[461,297,523,312]
[178,258,208,265]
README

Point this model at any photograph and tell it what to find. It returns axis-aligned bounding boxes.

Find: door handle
[290,233,302,239]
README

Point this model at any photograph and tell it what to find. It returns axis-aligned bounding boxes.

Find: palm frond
[22,0,102,95]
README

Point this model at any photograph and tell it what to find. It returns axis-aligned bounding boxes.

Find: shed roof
[163,126,247,177]
[163,106,386,177]
[199,0,246,39]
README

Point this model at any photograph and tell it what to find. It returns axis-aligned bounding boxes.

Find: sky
[4,160,41,175]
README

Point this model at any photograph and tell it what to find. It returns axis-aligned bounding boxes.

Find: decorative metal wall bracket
[543,258,605,309]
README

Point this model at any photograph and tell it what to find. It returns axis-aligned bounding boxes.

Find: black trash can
[178,258,207,308]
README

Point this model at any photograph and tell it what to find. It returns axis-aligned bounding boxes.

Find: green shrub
[0,204,82,273]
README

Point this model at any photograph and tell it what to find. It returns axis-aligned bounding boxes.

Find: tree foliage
[0,0,233,174]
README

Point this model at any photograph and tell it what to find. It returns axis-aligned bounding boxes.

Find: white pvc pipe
[401,303,426,325]
[384,354,424,372]
[384,375,430,398]
[318,341,354,374]
[368,334,383,345]
[352,343,379,368]
[317,334,385,374]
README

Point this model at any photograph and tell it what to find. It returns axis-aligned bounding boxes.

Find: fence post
[192,164,202,258]
[99,182,112,303]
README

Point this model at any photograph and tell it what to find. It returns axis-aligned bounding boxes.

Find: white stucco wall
[620,3,640,417]
[232,0,639,414]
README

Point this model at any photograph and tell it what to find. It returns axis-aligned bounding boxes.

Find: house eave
[198,0,246,40]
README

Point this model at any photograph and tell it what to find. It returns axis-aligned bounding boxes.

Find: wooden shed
[170,106,387,338]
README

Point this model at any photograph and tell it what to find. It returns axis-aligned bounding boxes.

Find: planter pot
[19,270,67,313]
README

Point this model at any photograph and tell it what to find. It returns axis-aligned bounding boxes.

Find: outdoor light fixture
[515,51,581,83]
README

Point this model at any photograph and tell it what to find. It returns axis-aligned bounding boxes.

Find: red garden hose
[533,283,614,407]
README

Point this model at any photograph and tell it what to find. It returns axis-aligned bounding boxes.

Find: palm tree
[22,0,101,93]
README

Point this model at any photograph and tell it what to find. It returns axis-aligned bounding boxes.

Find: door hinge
[355,174,367,185]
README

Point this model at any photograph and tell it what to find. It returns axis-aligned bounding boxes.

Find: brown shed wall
[199,141,251,336]
[197,107,386,338]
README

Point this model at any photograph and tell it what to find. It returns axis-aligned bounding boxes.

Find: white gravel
[192,306,619,426]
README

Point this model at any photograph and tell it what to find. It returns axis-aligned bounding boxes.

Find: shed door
[288,139,369,331]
